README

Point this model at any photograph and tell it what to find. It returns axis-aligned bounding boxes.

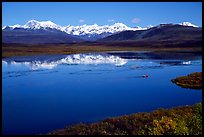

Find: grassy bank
[48,102,202,135]
[171,72,202,89]
[2,43,202,58]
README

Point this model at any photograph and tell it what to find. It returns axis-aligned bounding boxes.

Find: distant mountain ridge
[2,20,199,41]
[2,20,201,44]
[98,24,202,42]
[2,27,84,44]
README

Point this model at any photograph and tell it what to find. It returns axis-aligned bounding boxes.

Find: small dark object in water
[130,75,149,79]
[142,74,149,78]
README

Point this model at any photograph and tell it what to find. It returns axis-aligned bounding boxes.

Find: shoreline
[48,102,202,135]
[2,43,202,58]
[48,71,202,135]
[171,72,202,89]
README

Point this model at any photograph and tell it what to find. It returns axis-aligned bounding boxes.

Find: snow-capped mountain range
[179,22,199,28]
[3,20,199,35]
[2,20,199,41]
[2,20,151,35]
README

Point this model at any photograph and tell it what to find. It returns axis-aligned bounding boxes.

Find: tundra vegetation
[48,102,202,135]
[171,72,202,89]
[2,42,201,58]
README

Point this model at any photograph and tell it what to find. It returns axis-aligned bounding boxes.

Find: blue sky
[2,2,202,27]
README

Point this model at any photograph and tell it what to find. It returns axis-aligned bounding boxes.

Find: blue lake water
[2,51,202,135]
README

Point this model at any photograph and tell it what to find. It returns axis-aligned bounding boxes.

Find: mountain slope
[2,20,152,41]
[2,20,201,43]
[2,27,84,44]
[98,24,202,42]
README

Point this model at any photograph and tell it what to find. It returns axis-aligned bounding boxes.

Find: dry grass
[2,43,202,58]
[48,103,202,135]
[171,72,202,89]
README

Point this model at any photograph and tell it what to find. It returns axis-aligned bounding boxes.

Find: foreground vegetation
[171,72,202,89]
[48,102,202,135]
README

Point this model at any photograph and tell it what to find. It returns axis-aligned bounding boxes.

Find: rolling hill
[2,27,84,44]
[98,24,202,43]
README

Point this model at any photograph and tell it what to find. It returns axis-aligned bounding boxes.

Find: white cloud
[108,19,115,22]
[79,19,85,23]
[131,18,141,23]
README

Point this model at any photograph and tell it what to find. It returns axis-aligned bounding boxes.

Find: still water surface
[2,51,202,134]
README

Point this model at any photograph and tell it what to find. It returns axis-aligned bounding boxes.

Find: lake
[2,51,202,135]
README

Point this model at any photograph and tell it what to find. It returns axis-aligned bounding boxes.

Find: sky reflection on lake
[2,51,202,135]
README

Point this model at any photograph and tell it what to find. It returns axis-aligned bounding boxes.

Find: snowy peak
[112,23,128,28]
[2,20,61,30]
[23,20,40,29]
[2,20,200,37]
[61,22,142,35]
[2,26,10,30]
[179,22,199,28]
[146,25,154,29]
[23,20,61,30]
[2,24,21,30]
[2,20,150,35]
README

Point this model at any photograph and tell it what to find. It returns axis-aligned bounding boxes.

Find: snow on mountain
[146,25,154,29]
[22,20,62,30]
[179,22,199,27]
[11,24,21,29]
[2,20,150,36]
[61,23,145,35]
[2,20,199,37]
[2,26,10,30]
[2,24,21,30]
